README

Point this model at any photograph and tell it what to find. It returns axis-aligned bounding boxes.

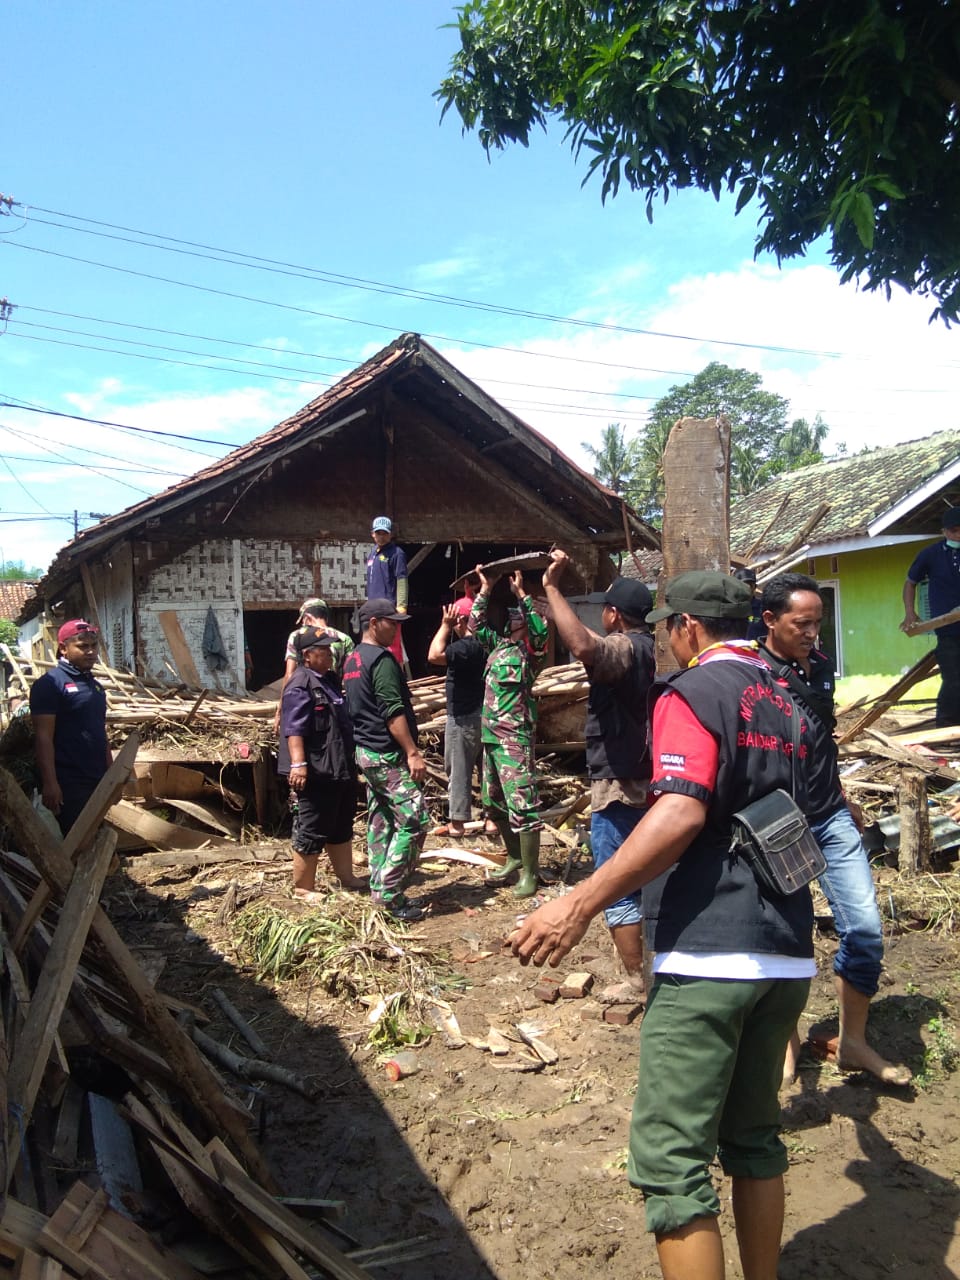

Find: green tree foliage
[439,1,960,321]
[0,619,19,647]
[0,561,41,580]
[580,422,638,495]
[582,364,832,522]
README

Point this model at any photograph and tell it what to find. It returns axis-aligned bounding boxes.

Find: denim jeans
[810,805,884,996]
[444,712,481,822]
[591,801,644,927]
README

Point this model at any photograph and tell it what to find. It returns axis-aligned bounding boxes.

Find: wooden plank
[105,800,218,851]
[0,768,277,1192]
[207,1140,372,1280]
[162,798,240,838]
[156,611,202,687]
[5,827,118,1191]
[13,733,139,955]
[836,650,940,745]
[148,763,206,800]
[41,1180,205,1280]
[901,604,960,637]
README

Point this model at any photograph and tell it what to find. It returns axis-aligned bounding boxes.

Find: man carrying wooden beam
[901,506,960,726]
[541,550,655,998]
[29,620,112,835]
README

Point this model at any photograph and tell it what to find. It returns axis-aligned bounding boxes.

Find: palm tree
[581,423,638,496]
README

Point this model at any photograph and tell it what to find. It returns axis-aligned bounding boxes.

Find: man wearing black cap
[30,620,112,835]
[511,570,815,1280]
[902,506,960,725]
[342,597,428,921]
[542,550,655,996]
[279,627,363,899]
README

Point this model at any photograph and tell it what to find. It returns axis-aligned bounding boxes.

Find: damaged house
[21,333,658,691]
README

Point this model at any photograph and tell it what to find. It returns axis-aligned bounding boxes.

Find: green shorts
[628,973,810,1236]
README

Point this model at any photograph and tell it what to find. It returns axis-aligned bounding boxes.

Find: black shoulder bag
[729,704,826,897]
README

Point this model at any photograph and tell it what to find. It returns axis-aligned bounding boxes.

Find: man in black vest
[542,550,655,996]
[342,597,428,922]
[279,628,362,899]
[760,572,910,1086]
[511,571,815,1280]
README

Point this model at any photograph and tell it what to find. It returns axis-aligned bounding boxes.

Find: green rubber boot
[512,830,541,898]
[486,822,522,882]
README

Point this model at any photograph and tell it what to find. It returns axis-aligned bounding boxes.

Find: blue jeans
[591,801,644,927]
[810,806,883,996]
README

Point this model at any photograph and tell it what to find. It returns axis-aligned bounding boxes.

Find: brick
[534,984,560,1004]
[602,1003,643,1026]
[559,971,595,999]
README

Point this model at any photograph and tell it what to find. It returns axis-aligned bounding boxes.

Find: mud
[113,843,960,1279]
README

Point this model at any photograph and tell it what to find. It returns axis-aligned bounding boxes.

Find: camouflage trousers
[355,746,429,905]
[482,737,542,833]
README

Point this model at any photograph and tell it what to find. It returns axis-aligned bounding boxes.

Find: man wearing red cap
[30,620,111,835]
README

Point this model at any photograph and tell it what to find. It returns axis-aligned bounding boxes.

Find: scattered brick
[534,984,559,1004]
[559,971,595,999]
[603,1003,643,1026]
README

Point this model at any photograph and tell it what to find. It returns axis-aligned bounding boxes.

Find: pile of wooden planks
[414,661,589,746]
[0,755,417,1278]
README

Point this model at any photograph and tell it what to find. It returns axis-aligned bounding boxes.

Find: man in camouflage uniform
[470,566,548,897]
[342,597,429,922]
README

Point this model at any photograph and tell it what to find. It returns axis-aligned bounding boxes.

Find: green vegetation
[440,1,960,322]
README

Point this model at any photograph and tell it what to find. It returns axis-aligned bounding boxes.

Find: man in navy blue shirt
[366,515,408,668]
[902,506,960,725]
[30,619,111,835]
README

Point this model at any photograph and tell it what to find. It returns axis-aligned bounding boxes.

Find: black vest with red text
[643,656,814,958]
[342,642,418,755]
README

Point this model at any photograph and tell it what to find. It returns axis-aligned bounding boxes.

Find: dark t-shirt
[445,636,485,718]
[907,540,960,637]
[29,659,108,783]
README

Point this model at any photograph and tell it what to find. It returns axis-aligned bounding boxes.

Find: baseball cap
[371,516,392,533]
[942,507,960,528]
[586,577,653,619]
[451,596,473,618]
[297,597,328,620]
[646,570,752,622]
[57,619,99,645]
[292,626,335,655]
[359,597,409,625]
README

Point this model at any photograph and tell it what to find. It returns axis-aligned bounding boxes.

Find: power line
[0,400,244,451]
[18,200,918,363]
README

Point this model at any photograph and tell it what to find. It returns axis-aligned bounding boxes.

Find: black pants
[935,635,960,726]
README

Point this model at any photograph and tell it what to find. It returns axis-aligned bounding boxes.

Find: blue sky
[3,0,959,573]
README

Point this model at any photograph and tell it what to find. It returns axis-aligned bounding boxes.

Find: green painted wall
[808,542,934,677]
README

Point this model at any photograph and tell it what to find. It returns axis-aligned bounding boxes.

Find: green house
[730,429,960,679]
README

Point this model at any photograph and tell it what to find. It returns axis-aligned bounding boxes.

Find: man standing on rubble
[342,597,429,922]
[542,551,655,998]
[273,598,354,734]
[509,571,816,1280]
[30,620,111,835]
[279,627,364,898]
[470,565,548,897]
[760,572,911,1086]
[901,506,960,726]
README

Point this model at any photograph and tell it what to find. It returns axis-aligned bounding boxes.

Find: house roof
[730,429,960,561]
[27,334,658,614]
[0,581,37,622]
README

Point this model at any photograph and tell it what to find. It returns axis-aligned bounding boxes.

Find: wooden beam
[901,605,960,637]
[836,650,939,745]
[0,769,276,1191]
[405,543,438,575]
[13,734,139,955]
[6,827,117,1191]
[157,612,201,687]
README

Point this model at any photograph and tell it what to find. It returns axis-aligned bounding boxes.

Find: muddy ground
[109,832,960,1280]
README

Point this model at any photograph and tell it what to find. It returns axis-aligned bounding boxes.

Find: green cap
[646,570,752,622]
